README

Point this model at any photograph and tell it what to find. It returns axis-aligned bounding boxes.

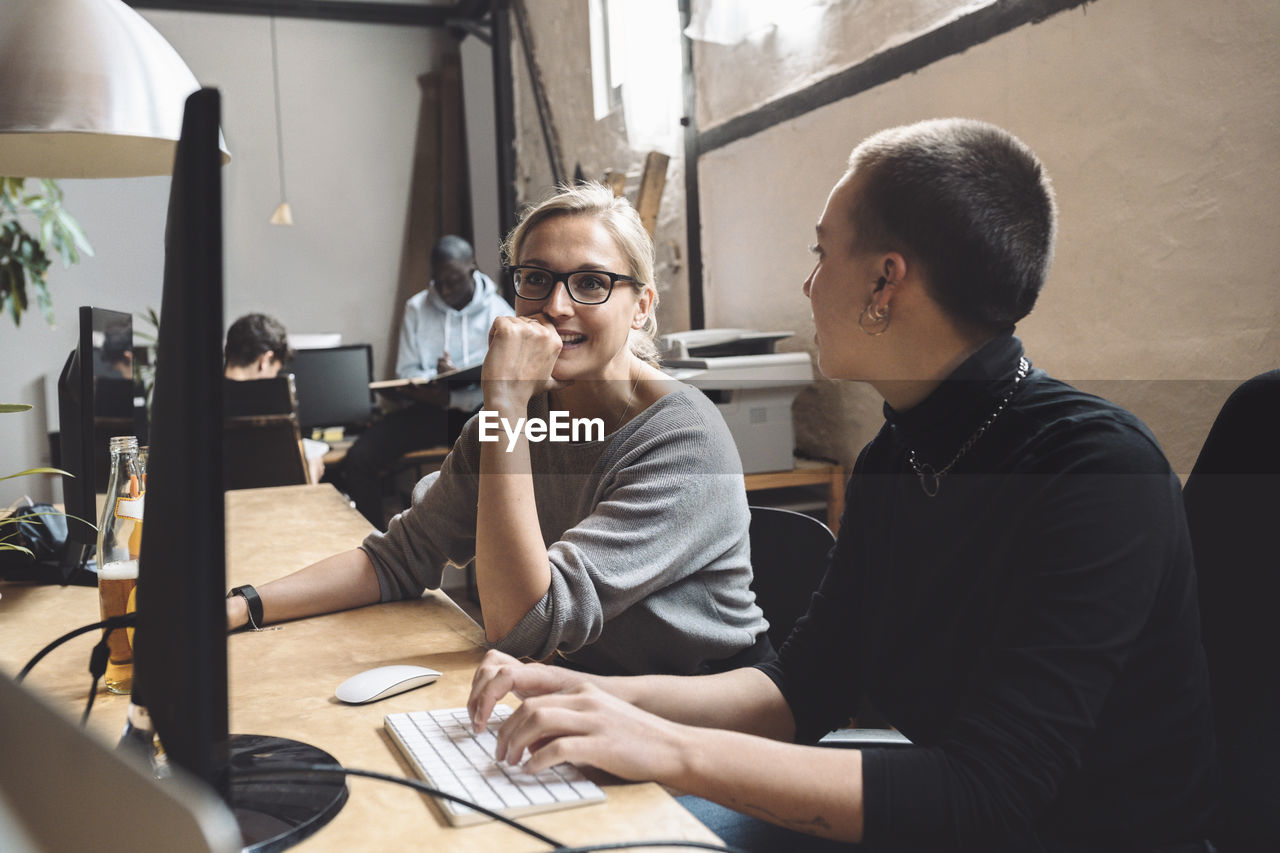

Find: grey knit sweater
[360,385,768,675]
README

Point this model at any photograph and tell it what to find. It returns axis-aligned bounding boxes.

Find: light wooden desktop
[0,484,721,851]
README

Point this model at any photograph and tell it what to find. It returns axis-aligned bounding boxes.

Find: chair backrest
[223,375,296,417]
[222,377,308,490]
[223,415,309,490]
[747,505,835,650]
[1181,369,1280,850]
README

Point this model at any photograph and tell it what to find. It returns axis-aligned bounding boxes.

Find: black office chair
[222,376,310,491]
[748,505,912,750]
[223,375,296,417]
[1181,369,1280,852]
[747,505,835,651]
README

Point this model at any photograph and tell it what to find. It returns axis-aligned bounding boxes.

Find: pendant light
[268,17,293,226]
[0,0,230,177]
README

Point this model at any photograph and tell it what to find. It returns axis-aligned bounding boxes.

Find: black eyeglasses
[506,264,641,305]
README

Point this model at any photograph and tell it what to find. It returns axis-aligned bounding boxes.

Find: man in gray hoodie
[338,235,513,527]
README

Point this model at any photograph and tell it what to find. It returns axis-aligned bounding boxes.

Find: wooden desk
[320,436,356,466]
[0,484,720,851]
[744,459,845,534]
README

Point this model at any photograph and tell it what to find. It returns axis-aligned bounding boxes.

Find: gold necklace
[614,369,643,429]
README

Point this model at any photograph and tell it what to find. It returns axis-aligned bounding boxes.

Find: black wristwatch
[227,584,264,631]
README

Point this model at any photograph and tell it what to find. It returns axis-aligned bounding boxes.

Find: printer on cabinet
[659,329,813,474]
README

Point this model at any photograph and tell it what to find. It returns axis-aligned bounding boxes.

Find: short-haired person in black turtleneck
[465,119,1217,853]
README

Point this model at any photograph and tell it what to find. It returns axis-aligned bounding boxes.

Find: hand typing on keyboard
[467,649,586,734]
[466,649,697,787]
[385,704,605,825]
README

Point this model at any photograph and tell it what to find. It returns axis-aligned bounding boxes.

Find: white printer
[660,329,814,474]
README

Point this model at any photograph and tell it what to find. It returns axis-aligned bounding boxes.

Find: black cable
[552,843,746,853]
[81,632,113,725]
[232,763,566,848]
[22,628,745,852]
[233,764,747,853]
[17,614,135,682]
[18,615,134,727]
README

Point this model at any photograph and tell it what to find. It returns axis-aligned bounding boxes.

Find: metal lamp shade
[0,0,230,178]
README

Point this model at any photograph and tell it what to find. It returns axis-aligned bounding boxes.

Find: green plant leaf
[0,543,36,558]
[39,178,62,202]
[0,262,17,304]
[41,216,55,255]
[0,466,72,482]
[6,262,25,325]
[34,279,54,325]
[4,508,89,535]
[134,307,161,346]
[3,509,62,524]
[0,403,32,413]
[56,208,93,257]
[0,176,90,328]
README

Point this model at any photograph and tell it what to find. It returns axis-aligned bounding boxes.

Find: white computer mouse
[334,664,441,704]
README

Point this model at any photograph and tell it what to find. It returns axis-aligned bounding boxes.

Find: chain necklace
[549,370,642,434]
[611,368,643,432]
[907,356,1030,498]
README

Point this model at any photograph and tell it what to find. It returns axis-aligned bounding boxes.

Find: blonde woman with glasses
[227,184,771,677]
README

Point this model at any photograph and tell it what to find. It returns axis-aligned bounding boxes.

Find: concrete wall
[697,0,1280,478]
[1,10,451,505]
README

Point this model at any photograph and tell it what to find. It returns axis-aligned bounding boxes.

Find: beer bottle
[127,445,147,563]
[97,435,144,694]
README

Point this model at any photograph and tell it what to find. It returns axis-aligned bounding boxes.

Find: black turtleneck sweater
[757,332,1216,852]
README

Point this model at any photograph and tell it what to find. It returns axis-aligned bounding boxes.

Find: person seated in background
[223,312,324,483]
[101,323,135,380]
[335,235,514,528]
[223,312,292,381]
[227,184,771,678]
[465,119,1217,853]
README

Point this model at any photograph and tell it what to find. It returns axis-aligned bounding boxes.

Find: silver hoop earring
[858,302,890,336]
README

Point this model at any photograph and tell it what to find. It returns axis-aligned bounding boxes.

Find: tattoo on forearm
[740,801,832,832]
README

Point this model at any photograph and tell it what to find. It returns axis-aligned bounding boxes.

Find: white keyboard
[385,704,606,826]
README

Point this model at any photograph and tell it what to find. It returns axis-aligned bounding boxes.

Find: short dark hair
[224,313,292,369]
[102,324,132,364]
[846,118,1057,331]
[430,235,475,271]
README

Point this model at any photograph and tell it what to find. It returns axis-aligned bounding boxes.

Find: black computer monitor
[288,344,375,433]
[57,305,135,572]
[134,88,345,850]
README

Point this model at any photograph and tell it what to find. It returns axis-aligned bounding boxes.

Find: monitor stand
[55,541,97,586]
[227,734,348,853]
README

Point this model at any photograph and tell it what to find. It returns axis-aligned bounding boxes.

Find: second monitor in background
[289,344,376,436]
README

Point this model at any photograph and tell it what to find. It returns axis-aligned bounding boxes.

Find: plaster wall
[692,0,996,129]
[509,0,691,335]
[698,0,1280,478]
[1,11,450,505]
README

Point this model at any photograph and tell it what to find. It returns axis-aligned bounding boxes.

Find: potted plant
[1,177,94,328]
